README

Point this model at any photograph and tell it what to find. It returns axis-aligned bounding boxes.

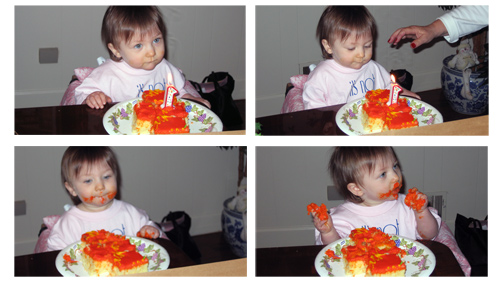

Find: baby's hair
[61,147,121,203]
[101,6,167,61]
[328,147,397,203]
[316,6,377,59]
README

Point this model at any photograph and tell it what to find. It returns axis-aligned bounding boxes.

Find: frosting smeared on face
[379,182,401,199]
[82,191,117,204]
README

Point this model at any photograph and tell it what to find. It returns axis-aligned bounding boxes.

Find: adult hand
[388,20,447,49]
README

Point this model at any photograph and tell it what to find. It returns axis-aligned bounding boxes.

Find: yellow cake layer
[344,259,368,277]
[361,110,386,133]
[81,250,149,277]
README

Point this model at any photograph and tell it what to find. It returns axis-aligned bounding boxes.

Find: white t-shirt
[302,59,391,109]
[75,58,194,104]
[438,6,488,44]
[315,195,441,245]
[46,199,161,251]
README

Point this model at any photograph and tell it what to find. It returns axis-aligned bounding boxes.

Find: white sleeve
[438,6,488,43]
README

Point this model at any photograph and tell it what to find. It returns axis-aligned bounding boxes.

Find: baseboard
[15,239,38,257]
[257,226,314,248]
[15,90,65,109]
[256,94,285,118]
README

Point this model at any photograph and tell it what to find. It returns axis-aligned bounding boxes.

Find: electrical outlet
[15,200,26,216]
[39,47,59,64]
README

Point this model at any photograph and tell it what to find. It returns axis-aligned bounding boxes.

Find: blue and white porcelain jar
[441,55,488,115]
[221,197,247,257]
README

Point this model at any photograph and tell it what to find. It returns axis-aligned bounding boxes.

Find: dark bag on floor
[159,211,201,262]
[390,69,413,91]
[190,72,243,126]
[455,213,488,276]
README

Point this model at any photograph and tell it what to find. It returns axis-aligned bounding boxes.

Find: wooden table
[256,240,464,276]
[128,258,246,276]
[256,89,488,135]
[14,238,196,276]
[14,100,245,135]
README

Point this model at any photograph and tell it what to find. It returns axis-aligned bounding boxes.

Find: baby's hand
[181,94,211,109]
[313,212,334,234]
[83,91,112,109]
[307,203,333,234]
[137,225,160,239]
[404,187,428,213]
[401,89,421,100]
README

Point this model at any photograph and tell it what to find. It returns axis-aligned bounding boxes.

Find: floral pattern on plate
[336,97,443,135]
[56,236,170,277]
[103,98,223,135]
[315,235,435,277]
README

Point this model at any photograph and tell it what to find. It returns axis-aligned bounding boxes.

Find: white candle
[162,73,178,108]
[388,74,402,106]
[165,85,177,107]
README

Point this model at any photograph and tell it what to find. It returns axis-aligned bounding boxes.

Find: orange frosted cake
[361,89,419,133]
[80,229,149,276]
[132,89,189,134]
[341,227,406,277]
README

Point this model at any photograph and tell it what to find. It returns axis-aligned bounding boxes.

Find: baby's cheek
[107,191,117,200]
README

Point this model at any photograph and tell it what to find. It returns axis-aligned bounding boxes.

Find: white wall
[256,6,460,117]
[256,147,488,248]
[15,6,245,108]
[15,146,241,256]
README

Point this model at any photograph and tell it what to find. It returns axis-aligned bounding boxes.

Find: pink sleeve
[314,207,345,245]
[303,80,328,110]
[130,206,166,239]
[46,215,83,251]
[75,76,102,105]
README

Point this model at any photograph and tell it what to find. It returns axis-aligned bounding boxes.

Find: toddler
[303,6,419,110]
[46,147,163,251]
[312,147,440,245]
[75,6,209,109]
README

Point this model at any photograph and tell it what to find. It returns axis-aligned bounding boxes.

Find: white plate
[55,236,170,277]
[335,97,443,135]
[103,98,223,135]
[315,235,436,277]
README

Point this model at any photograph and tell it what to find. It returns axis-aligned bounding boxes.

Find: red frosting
[365,89,390,104]
[363,89,418,130]
[81,230,148,271]
[342,227,406,274]
[134,89,189,134]
[307,202,329,221]
[404,187,426,212]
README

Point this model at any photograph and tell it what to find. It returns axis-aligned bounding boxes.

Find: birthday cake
[339,227,406,277]
[132,89,190,134]
[80,229,149,276]
[361,89,419,133]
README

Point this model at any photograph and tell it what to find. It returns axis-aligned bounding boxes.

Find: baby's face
[356,156,402,206]
[325,33,373,69]
[110,26,165,70]
[65,160,117,212]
